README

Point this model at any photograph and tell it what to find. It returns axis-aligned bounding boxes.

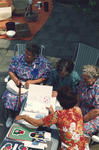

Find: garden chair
[72,43,99,77]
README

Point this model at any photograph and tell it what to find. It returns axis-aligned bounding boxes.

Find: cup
[44,2,49,12]
[6,22,15,31]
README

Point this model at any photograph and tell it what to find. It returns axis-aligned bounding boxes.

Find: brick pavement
[0,2,99,149]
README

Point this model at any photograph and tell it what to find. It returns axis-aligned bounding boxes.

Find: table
[0,122,59,150]
[0,98,61,150]
[0,0,53,41]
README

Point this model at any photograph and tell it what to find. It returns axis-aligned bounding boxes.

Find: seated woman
[47,58,80,97]
[77,65,99,139]
[2,42,51,128]
[15,86,89,150]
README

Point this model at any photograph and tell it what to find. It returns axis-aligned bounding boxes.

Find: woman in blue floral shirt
[77,65,99,141]
[2,42,51,128]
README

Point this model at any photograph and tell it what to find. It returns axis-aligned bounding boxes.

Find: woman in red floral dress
[15,86,89,150]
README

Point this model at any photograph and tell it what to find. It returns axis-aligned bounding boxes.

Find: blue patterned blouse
[9,53,51,81]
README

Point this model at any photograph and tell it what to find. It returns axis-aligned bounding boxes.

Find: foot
[6,117,13,128]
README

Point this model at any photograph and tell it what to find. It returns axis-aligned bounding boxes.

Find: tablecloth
[0,0,53,41]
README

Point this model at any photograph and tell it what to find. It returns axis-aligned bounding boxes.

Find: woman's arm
[83,109,99,122]
[76,94,81,106]
[25,77,46,88]
[76,94,99,122]
[9,71,21,86]
[15,115,44,127]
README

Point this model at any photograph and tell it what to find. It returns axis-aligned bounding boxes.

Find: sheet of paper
[24,84,56,115]
[28,84,53,96]
[50,97,56,111]
[23,141,47,149]
[24,101,49,115]
[0,7,11,21]
[27,84,53,104]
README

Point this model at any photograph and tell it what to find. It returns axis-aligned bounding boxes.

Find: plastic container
[44,2,49,12]
[15,23,30,38]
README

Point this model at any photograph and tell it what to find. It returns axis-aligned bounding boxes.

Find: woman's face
[25,50,37,64]
[59,71,69,78]
[82,74,96,86]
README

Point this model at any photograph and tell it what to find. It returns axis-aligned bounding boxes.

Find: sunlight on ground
[0,123,4,126]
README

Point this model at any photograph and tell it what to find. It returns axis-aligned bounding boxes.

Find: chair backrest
[72,43,99,77]
[14,44,46,57]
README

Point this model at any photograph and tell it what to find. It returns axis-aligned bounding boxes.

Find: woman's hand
[25,80,36,88]
[15,79,22,87]
[9,71,22,87]
[25,80,31,88]
[15,115,25,122]
[52,91,58,97]
[25,80,34,88]
[46,105,54,114]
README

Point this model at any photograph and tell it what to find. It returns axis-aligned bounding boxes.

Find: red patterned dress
[43,106,89,150]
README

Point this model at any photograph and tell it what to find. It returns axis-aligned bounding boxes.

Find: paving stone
[0,2,99,149]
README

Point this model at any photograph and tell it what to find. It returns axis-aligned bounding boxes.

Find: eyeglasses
[59,71,69,76]
[25,51,32,58]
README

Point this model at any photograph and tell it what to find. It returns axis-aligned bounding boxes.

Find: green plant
[89,0,96,7]
[75,2,82,12]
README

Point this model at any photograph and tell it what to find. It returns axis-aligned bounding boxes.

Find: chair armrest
[92,135,99,142]
[4,75,10,82]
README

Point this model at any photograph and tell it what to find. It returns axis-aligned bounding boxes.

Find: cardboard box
[0,7,12,21]
[15,23,30,38]
[0,3,15,21]
[0,2,8,7]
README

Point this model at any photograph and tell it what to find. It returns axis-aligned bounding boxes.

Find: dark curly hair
[56,58,74,75]
[57,86,77,109]
[26,42,40,56]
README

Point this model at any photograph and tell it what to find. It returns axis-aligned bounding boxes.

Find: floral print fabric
[2,54,51,111]
[43,106,89,150]
[8,53,51,81]
[77,78,99,136]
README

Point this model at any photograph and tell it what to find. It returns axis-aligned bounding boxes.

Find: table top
[0,122,59,150]
[0,0,53,41]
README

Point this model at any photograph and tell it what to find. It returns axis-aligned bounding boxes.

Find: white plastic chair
[14,44,46,57]
[5,44,46,82]
[72,43,99,77]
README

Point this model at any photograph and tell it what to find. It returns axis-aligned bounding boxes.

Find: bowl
[6,30,16,38]
[0,28,6,35]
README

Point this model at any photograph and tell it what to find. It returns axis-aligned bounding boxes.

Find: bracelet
[25,115,28,120]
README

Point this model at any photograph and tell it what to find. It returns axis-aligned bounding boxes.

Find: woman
[2,42,51,128]
[15,86,89,150]
[77,65,99,137]
[47,58,80,97]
